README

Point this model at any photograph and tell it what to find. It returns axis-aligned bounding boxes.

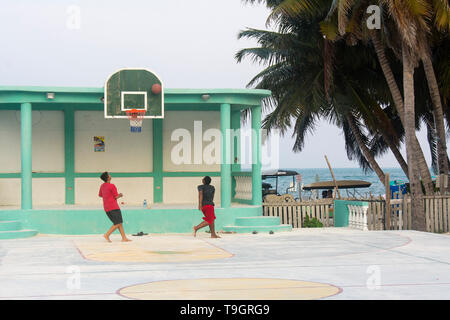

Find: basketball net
[126,109,146,133]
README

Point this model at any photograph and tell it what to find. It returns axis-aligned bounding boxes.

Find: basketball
[152,83,162,95]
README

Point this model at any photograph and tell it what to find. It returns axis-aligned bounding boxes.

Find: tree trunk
[403,44,426,231]
[421,49,449,176]
[370,31,434,195]
[382,132,410,179]
[346,113,386,184]
[373,113,410,178]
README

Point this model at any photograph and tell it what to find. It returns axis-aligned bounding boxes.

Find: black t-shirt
[197,184,215,207]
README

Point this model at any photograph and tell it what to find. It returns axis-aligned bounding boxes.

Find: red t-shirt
[99,183,120,212]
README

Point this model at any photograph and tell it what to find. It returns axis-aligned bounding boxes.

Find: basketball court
[0,228,449,300]
[1,70,450,301]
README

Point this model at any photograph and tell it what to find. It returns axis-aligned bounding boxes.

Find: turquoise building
[0,81,271,237]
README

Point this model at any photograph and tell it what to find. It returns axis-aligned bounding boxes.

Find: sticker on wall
[94,136,105,152]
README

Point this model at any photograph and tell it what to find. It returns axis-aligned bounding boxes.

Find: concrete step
[0,221,22,231]
[0,230,38,240]
[0,212,21,221]
[223,224,292,234]
[234,216,281,227]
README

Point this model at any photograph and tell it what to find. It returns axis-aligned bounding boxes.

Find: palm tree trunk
[346,113,386,184]
[403,44,426,231]
[370,31,434,195]
[421,49,449,176]
[373,114,410,178]
[382,132,410,178]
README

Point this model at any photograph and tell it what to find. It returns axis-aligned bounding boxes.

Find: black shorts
[106,209,123,225]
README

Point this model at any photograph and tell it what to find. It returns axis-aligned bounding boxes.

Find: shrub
[303,214,324,228]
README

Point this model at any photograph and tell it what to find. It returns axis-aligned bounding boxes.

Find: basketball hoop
[126,109,146,133]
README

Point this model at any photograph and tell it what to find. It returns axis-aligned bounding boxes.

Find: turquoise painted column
[231,108,241,172]
[231,108,241,200]
[64,108,75,204]
[251,105,262,206]
[21,103,33,210]
[221,103,231,208]
[153,119,163,203]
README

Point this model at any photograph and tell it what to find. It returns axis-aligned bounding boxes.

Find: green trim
[75,172,155,178]
[64,108,75,204]
[0,104,103,111]
[0,173,65,179]
[231,171,252,176]
[21,103,32,210]
[232,176,237,199]
[153,119,163,203]
[0,86,271,96]
[251,105,263,206]
[34,173,65,178]
[60,172,223,178]
[0,172,237,179]
[166,106,220,111]
[231,109,241,172]
[232,198,254,205]
[0,87,271,106]
[0,173,20,178]
[162,172,221,177]
[221,103,232,208]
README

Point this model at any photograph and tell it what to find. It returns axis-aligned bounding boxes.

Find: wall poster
[94,136,105,152]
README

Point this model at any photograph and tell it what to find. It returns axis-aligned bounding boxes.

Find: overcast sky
[0,0,442,169]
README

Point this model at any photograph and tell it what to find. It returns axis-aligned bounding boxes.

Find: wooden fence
[262,195,450,233]
[263,200,334,228]
[366,195,450,233]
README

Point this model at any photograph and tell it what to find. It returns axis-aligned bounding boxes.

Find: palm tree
[235,8,398,185]
[240,0,411,178]
[328,0,449,229]
[256,0,449,230]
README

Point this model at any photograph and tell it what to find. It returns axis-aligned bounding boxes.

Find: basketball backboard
[104,68,164,119]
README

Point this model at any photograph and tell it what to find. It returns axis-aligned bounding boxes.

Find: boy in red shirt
[99,172,131,243]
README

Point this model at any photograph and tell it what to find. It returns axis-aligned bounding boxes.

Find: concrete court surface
[0,228,449,300]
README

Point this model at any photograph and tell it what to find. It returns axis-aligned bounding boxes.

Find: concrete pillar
[64,108,75,205]
[220,103,231,208]
[153,119,164,203]
[21,103,32,210]
[252,105,262,206]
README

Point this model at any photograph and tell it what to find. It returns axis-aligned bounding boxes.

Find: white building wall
[0,178,66,207]
[0,109,227,207]
[75,111,153,173]
[32,111,65,172]
[32,178,65,206]
[0,110,64,173]
[163,111,221,172]
[75,177,154,206]
[0,111,20,173]
[0,179,21,206]
[163,177,221,205]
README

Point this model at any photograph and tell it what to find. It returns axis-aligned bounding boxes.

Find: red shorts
[201,205,216,225]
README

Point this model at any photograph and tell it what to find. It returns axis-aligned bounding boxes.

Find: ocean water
[263,168,409,198]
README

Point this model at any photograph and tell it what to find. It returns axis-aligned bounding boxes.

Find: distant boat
[302,180,372,190]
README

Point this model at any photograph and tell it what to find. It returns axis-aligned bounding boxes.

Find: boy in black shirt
[193,176,220,238]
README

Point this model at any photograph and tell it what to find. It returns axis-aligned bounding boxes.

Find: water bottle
[143,199,147,208]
